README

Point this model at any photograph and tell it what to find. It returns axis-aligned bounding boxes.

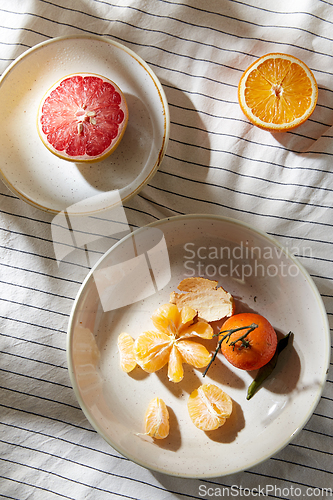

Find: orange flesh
[245,59,313,124]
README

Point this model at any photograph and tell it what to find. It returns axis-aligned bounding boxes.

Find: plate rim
[66,213,331,478]
[0,34,170,214]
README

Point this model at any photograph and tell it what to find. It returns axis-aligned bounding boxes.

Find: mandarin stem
[203,323,258,377]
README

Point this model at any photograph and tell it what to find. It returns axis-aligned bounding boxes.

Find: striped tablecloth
[1,1,332,499]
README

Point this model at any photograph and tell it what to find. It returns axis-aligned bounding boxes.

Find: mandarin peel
[170,277,234,322]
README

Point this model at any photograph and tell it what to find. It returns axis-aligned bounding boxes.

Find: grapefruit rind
[238,53,318,132]
[37,72,128,163]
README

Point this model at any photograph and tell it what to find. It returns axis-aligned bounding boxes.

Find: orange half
[238,53,318,132]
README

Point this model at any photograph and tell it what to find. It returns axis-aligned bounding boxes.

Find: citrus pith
[37,73,128,162]
[238,53,318,131]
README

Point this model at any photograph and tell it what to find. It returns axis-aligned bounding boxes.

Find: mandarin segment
[144,397,170,439]
[176,340,211,368]
[151,303,180,335]
[117,332,137,373]
[179,319,215,340]
[187,384,232,431]
[134,330,172,373]
[168,344,184,383]
[133,303,213,382]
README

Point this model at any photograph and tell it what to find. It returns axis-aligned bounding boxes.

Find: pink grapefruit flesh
[37,73,128,162]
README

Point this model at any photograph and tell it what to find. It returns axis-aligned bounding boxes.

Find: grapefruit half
[37,73,128,162]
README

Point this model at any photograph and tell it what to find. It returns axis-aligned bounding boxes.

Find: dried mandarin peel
[170,277,234,322]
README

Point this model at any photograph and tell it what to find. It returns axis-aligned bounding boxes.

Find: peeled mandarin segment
[179,305,197,327]
[187,384,232,431]
[144,397,170,439]
[176,340,211,368]
[134,330,172,373]
[167,345,184,383]
[179,319,214,340]
[117,332,137,373]
[238,53,318,131]
[151,303,180,335]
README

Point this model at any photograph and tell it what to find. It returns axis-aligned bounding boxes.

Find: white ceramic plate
[0,35,169,214]
[67,215,330,478]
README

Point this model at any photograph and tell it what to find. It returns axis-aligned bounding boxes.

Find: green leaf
[246,332,293,400]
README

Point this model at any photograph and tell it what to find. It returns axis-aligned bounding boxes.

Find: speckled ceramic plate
[0,35,169,214]
[67,215,330,478]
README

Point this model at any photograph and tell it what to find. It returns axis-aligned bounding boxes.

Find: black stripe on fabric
[1,494,21,500]
[168,96,333,140]
[145,184,333,231]
[166,148,333,177]
[156,169,333,210]
[290,442,333,458]
[169,119,333,159]
[1,447,203,500]
[0,474,76,500]
[269,231,333,248]
[0,315,67,334]
[86,0,333,45]
[0,243,92,270]
[3,1,333,68]
[240,469,331,493]
[0,208,52,226]
[0,403,94,433]
[1,352,67,370]
[2,25,333,90]
[272,456,332,475]
[1,368,71,389]
[0,459,137,500]
[1,332,66,351]
[159,0,333,27]
[0,297,70,317]
[0,279,74,301]
[136,193,333,256]
[0,262,83,285]
[0,386,81,411]
[0,462,136,500]
[305,427,333,439]
[2,421,126,461]
[0,226,104,258]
